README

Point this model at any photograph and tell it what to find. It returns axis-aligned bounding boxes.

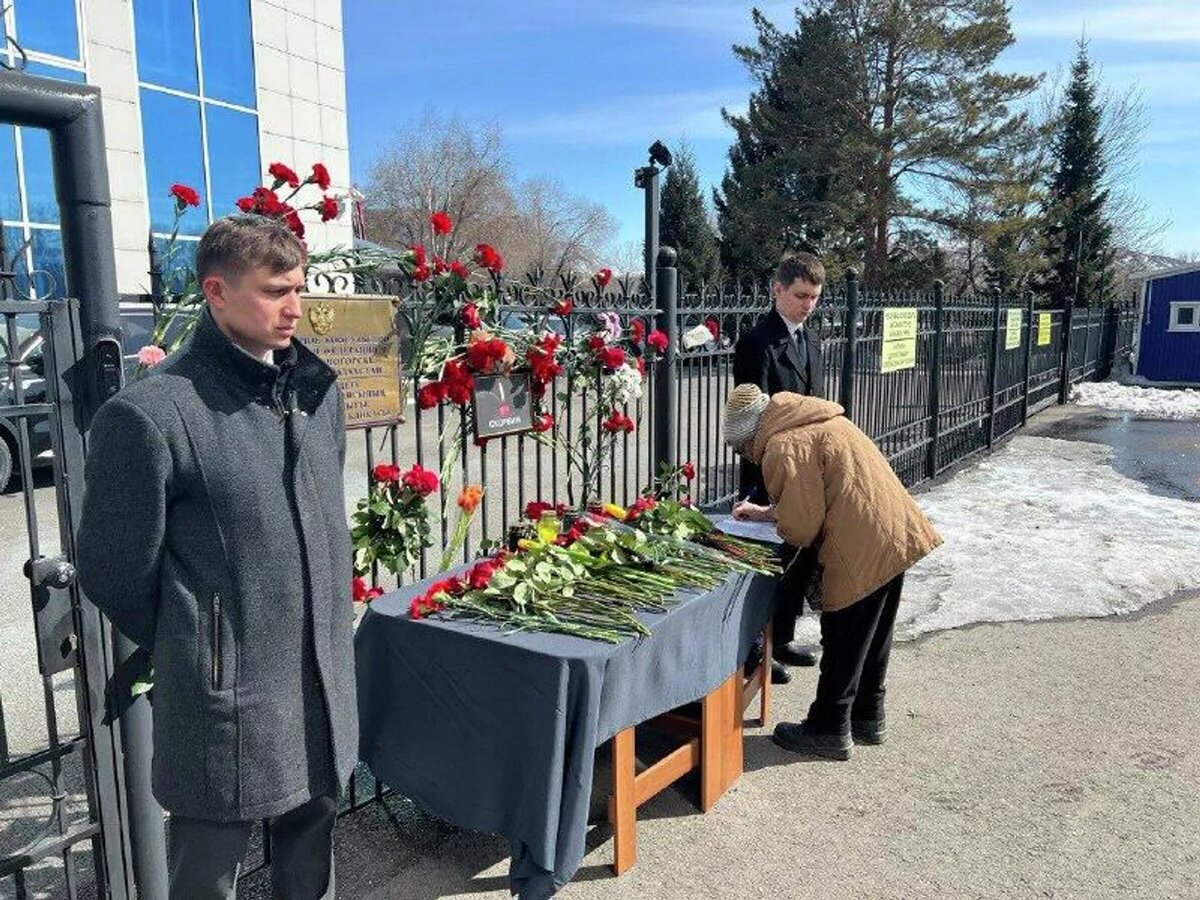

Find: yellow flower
[602,503,628,521]
[517,538,540,552]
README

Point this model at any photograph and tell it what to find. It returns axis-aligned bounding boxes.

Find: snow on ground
[792,434,1200,645]
[1070,381,1200,420]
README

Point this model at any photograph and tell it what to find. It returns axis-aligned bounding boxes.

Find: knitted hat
[723,383,770,450]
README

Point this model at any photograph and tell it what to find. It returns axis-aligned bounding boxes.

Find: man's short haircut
[774,252,825,288]
[195,214,306,283]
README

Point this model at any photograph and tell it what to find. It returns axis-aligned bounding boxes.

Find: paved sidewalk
[321,588,1198,900]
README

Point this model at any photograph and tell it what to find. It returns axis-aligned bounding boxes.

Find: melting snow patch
[1071,381,1200,420]
[791,434,1200,644]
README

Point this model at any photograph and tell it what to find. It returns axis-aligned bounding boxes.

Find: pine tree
[659,144,723,289]
[1041,40,1114,307]
[715,8,865,282]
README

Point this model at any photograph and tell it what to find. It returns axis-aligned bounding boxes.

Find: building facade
[1133,264,1200,385]
[1,0,352,297]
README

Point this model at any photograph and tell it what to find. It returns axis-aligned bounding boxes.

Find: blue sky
[343,1,1200,257]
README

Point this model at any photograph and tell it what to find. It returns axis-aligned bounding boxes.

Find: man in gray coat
[77,214,356,899]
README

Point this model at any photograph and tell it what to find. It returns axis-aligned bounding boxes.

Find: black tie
[794,328,808,383]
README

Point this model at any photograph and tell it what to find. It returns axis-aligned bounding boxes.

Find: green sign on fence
[881,308,918,373]
[1005,308,1023,350]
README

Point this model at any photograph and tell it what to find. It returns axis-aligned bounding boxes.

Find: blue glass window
[152,236,199,293]
[198,0,256,108]
[133,0,199,93]
[0,126,19,222]
[14,0,80,61]
[2,227,30,298]
[30,228,66,299]
[205,106,260,219]
[140,89,207,235]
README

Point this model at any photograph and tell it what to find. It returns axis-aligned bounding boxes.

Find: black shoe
[771,721,852,760]
[775,642,818,667]
[851,717,887,745]
[770,660,792,685]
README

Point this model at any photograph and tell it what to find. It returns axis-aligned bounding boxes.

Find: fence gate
[0,286,134,895]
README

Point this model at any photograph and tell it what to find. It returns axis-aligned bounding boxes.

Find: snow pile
[1070,381,1200,420]
[791,434,1200,645]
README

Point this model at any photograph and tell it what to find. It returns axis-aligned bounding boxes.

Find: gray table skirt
[355,567,777,898]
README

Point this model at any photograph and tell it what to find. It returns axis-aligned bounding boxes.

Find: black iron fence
[328,260,1137,591]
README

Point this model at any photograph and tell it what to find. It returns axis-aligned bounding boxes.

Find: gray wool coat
[76,309,358,822]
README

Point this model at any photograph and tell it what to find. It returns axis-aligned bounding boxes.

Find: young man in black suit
[732,252,826,682]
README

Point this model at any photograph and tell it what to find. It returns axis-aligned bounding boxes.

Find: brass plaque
[298,294,403,429]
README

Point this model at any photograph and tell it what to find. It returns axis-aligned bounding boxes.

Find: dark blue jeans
[806,574,904,734]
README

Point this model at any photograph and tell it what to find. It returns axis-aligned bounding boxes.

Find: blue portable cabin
[1133,263,1200,385]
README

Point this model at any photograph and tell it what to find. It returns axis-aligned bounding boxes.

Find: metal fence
[339,264,1135,587]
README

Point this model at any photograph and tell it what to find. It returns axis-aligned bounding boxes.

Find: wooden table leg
[610,727,637,874]
[760,621,773,726]
[724,672,744,790]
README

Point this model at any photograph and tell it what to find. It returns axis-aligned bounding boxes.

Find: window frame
[132,0,261,269]
[1167,301,1200,333]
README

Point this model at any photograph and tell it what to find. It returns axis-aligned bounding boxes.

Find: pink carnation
[137,345,166,367]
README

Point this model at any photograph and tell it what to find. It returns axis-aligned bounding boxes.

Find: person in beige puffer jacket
[723,383,942,760]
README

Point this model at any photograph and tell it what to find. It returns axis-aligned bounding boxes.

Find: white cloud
[1016,2,1200,43]
[506,88,747,145]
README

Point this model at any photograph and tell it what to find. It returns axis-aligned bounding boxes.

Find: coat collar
[190,307,337,413]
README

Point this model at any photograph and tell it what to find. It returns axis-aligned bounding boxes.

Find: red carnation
[682,461,696,480]
[630,318,646,345]
[235,195,255,212]
[467,560,498,590]
[170,183,201,208]
[401,464,439,497]
[430,211,453,235]
[372,463,401,484]
[466,338,508,373]
[532,413,554,433]
[461,303,482,329]
[352,577,383,603]
[410,244,427,268]
[524,500,564,520]
[602,410,635,433]
[412,264,430,282]
[599,346,626,371]
[442,359,475,405]
[268,162,300,188]
[553,297,574,316]
[474,243,504,273]
[319,196,339,222]
[310,162,331,190]
[635,355,646,376]
[587,334,606,353]
[595,267,613,289]
[284,210,305,239]
[646,329,669,353]
[450,259,470,279]
[417,381,446,410]
[705,316,720,341]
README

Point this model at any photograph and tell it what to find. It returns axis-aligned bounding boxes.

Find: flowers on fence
[351,463,440,576]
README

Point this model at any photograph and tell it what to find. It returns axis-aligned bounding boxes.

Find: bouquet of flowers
[350,463,440,576]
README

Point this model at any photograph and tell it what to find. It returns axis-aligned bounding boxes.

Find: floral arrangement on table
[394,464,781,642]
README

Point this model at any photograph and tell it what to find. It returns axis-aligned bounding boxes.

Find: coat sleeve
[333,384,347,469]
[762,446,825,549]
[75,397,172,650]
[732,330,768,388]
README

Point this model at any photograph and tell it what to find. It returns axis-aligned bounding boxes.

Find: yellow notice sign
[880,308,918,373]
[1037,312,1053,347]
[1005,308,1023,350]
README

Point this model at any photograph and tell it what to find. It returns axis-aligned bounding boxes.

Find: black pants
[772,545,818,646]
[167,793,337,899]
[806,574,904,734]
